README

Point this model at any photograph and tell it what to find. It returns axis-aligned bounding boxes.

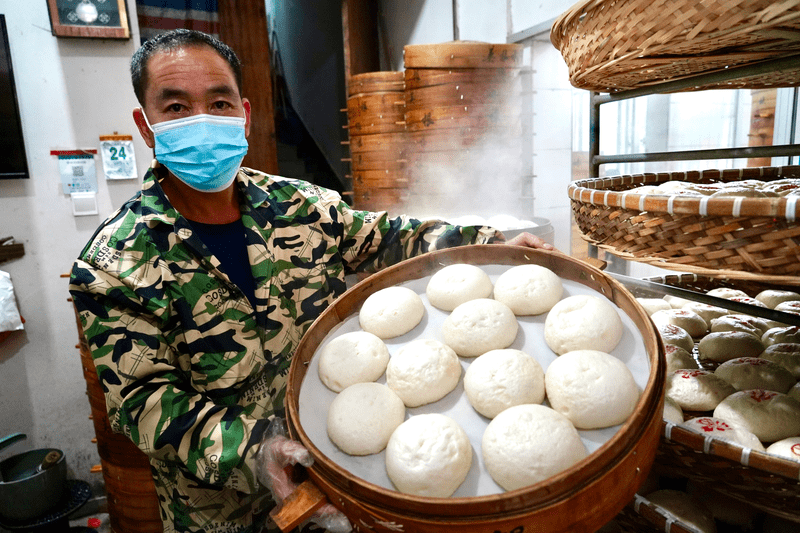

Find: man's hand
[498,231,554,250]
[257,418,352,532]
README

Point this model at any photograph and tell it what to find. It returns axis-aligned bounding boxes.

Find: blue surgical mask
[142,111,249,193]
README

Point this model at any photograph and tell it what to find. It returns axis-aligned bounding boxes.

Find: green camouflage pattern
[69,163,500,533]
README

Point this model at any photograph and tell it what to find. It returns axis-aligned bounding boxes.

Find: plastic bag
[256,417,352,533]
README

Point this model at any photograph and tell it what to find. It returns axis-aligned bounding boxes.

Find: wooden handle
[39,450,62,471]
[269,479,329,532]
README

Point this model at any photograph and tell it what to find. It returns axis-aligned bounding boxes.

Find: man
[69,29,551,533]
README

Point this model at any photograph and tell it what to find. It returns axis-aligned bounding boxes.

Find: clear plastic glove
[256,417,352,533]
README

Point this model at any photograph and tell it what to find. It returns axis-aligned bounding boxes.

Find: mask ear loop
[139,108,155,133]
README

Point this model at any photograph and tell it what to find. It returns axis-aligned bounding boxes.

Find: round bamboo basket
[568,166,800,281]
[285,245,666,533]
[550,0,800,93]
[73,306,163,533]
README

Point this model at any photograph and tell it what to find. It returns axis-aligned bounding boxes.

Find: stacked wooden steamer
[402,42,524,215]
[345,71,407,211]
[72,305,162,533]
[552,0,800,529]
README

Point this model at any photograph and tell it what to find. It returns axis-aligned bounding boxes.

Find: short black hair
[130,29,243,106]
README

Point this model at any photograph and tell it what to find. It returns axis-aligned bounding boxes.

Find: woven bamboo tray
[629,273,800,524]
[550,0,800,93]
[655,421,800,524]
[568,166,800,282]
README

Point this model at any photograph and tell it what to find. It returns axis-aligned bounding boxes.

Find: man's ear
[133,107,155,149]
[243,98,252,138]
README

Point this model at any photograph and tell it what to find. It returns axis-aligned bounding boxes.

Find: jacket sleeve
[69,257,266,495]
[301,183,503,273]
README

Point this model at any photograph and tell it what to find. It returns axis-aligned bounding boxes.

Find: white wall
[0,0,148,499]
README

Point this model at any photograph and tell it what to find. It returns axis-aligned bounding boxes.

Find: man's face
[134,45,251,148]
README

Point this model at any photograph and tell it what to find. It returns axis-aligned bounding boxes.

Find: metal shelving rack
[589,55,800,178]
[586,54,800,269]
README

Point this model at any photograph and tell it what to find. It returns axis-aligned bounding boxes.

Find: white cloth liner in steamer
[298,263,651,497]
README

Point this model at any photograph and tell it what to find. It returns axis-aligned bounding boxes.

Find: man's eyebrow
[155,85,238,102]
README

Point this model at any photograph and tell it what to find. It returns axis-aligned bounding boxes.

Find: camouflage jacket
[69,164,500,533]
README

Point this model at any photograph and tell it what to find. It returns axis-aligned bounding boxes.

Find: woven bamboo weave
[656,422,800,523]
[569,166,800,278]
[551,0,800,92]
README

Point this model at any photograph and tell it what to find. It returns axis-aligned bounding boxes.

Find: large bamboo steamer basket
[345,71,408,212]
[405,126,522,153]
[352,169,409,190]
[404,67,520,91]
[350,188,405,212]
[348,132,407,155]
[73,306,162,533]
[285,245,665,533]
[404,42,523,69]
[349,154,406,171]
[404,77,522,109]
[347,71,404,97]
[346,92,405,136]
[405,105,521,132]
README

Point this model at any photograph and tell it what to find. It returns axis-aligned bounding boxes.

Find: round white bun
[683,302,729,327]
[327,382,406,456]
[761,343,800,378]
[636,298,672,315]
[318,331,390,392]
[706,288,749,300]
[493,264,563,315]
[666,369,736,411]
[663,395,684,424]
[482,404,587,491]
[756,289,800,309]
[464,349,545,419]
[651,308,707,338]
[664,294,694,309]
[709,315,765,337]
[359,286,425,339]
[714,357,796,393]
[775,301,800,316]
[426,263,493,311]
[766,436,800,462]
[658,324,695,353]
[645,490,716,533]
[385,414,472,497]
[664,344,699,373]
[697,331,764,363]
[544,295,623,355]
[385,339,461,407]
[762,326,800,347]
[545,350,640,429]
[714,390,800,442]
[442,298,518,357]
[637,297,672,316]
[680,417,764,451]
[790,382,800,402]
